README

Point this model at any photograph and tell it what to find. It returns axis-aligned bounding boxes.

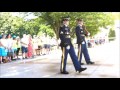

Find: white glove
[88,32,90,36]
[66,45,70,50]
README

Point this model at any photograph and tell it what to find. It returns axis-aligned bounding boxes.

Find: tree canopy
[0,12,115,39]
[34,12,114,39]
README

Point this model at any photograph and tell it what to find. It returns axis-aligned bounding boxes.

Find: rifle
[82,25,90,36]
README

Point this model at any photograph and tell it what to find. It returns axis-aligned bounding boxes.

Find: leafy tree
[0,12,115,40]
[34,12,114,40]
[0,12,25,36]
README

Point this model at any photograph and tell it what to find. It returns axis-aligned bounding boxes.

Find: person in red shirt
[27,35,33,58]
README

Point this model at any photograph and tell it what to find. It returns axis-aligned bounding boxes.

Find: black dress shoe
[61,71,69,74]
[77,67,87,73]
[87,61,95,65]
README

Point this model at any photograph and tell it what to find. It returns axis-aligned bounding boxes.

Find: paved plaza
[0,41,119,78]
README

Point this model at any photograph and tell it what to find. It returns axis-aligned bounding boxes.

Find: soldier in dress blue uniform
[59,17,87,74]
[75,19,95,65]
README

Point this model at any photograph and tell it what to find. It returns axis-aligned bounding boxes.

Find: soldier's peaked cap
[62,17,70,21]
[77,18,83,21]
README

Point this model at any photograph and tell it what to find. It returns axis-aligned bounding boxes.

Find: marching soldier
[75,19,95,65]
[59,17,87,74]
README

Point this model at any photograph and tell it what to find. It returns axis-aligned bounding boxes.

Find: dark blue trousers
[60,45,81,72]
[78,43,90,64]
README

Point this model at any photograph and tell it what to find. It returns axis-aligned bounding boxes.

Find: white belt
[82,41,85,44]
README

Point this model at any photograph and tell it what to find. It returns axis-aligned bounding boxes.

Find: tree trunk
[54,28,60,49]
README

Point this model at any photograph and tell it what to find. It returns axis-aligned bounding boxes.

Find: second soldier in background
[75,19,95,65]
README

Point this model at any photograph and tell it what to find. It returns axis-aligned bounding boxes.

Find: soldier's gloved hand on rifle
[85,32,90,36]
[78,39,84,44]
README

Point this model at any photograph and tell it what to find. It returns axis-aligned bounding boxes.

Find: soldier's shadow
[74,72,90,76]
[44,63,60,73]
[44,62,74,73]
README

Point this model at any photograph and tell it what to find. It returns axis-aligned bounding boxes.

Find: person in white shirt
[6,34,13,62]
[33,36,38,56]
[21,34,29,59]
[16,36,21,59]
[46,37,51,54]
